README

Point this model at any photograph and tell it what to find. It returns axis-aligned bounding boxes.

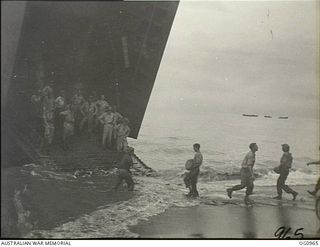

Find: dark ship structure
[2,1,179,168]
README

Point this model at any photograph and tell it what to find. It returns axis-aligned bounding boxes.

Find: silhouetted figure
[60,105,75,150]
[112,105,123,125]
[307,146,320,196]
[273,144,298,200]
[80,96,97,135]
[96,95,110,118]
[112,105,123,148]
[54,90,66,146]
[95,95,111,135]
[227,143,258,205]
[30,89,43,148]
[114,118,130,152]
[99,106,115,149]
[42,91,55,153]
[184,143,203,198]
[113,147,135,191]
[71,89,84,134]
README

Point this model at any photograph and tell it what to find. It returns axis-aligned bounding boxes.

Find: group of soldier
[30,84,130,154]
[29,85,319,199]
[183,143,320,204]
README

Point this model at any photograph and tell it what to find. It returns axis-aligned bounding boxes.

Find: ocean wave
[25,177,199,238]
[157,165,318,186]
[21,162,318,238]
[166,136,193,141]
[254,170,319,187]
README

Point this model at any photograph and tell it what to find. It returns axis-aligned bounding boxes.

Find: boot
[292,191,298,201]
[227,188,233,199]
[308,190,316,196]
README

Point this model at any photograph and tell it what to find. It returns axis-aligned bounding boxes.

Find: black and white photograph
[1,0,319,240]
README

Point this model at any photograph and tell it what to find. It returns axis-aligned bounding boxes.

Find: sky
[144,0,319,120]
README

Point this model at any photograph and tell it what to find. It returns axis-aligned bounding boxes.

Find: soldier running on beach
[227,143,258,205]
[307,146,320,196]
[113,147,135,191]
[273,144,298,200]
[184,143,203,198]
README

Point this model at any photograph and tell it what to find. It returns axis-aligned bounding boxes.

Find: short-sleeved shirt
[96,100,110,113]
[72,94,84,105]
[43,96,55,113]
[193,151,203,166]
[116,124,130,137]
[61,110,74,123]
[55,96,65,109]
[188,151,203,175]
[81,102,96,115]
[241,151,255,168]
[280,152,293,169]
[118,153,133,171]
[113,112,123,124]
[100,112,114,125]
[81,102,90,115]
[88,103,97,115]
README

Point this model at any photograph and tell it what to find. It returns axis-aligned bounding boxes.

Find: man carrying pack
[184,143,203,198]
[273,144,298,200]
[306,146,320,196]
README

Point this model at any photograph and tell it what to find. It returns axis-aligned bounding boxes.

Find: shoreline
[130,203,319,239]
[1,165,134,238]
[129,185,320,239]
[2,155,319,238]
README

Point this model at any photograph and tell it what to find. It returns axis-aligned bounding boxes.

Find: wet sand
[1,132,134,238]
[2,155,319,239]
[130,186,320,239]
[1,157,131,238]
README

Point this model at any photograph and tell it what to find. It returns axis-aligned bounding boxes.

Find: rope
[132,153,154,171]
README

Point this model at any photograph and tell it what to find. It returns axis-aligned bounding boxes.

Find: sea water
[23,113,319,238]
[131,112,319,174]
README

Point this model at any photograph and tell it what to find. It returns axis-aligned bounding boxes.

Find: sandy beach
[2,0,319,241]
[130,185,320,239]
[2,161,319,239]
[1,158,133,238]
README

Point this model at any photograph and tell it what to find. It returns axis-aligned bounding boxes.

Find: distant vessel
[278,116,289,119]
[264,115,272,118]
[242,114,258,117]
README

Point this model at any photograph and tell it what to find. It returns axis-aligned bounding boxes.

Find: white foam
[23,164,318,238]
[25,176,199,238]
[254,170,318,187]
